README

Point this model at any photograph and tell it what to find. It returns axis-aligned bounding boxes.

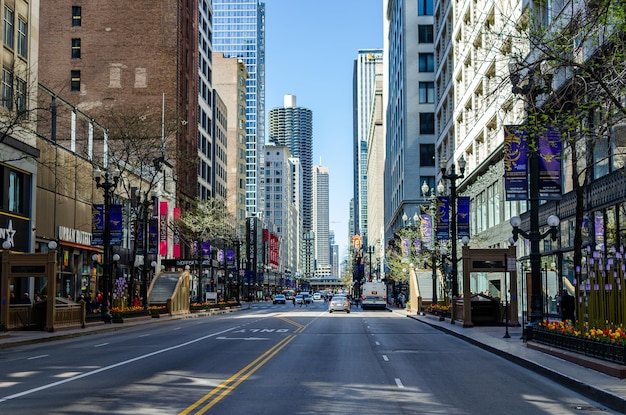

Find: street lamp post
[137,191,156,310]
[510,214,560,335]
[440,155,466,299]
[368,246,374,282]
[509,60,557,338]
[93,166,121,323]
[422,181,441,306]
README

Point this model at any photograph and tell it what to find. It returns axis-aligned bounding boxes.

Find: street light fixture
[440,155,466,299]
[510,214,560,334]
[93,166,121,322]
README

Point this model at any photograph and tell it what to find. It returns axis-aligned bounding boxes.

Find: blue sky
[264,0,383,262]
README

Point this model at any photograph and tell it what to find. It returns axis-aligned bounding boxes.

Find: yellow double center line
[180,318,305,415]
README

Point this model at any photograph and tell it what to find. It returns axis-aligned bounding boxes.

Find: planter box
[533,329,626,365]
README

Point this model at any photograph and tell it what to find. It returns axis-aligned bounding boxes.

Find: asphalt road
[0,300,617,414]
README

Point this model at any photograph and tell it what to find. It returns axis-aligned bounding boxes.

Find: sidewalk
[0,305,247,349]
[400,310,626,413]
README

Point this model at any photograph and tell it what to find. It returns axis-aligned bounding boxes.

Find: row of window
[3,6,28,59]
[1,69,27,113]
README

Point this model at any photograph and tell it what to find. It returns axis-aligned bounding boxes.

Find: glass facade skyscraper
[213,0,266,215]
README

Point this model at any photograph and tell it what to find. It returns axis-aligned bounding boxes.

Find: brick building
[38,1,199,206]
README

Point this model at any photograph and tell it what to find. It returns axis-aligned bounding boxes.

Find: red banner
[173,207,180,258]
[159,202,168,256]
[269,233,279,266]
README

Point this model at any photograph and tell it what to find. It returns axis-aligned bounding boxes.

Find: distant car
[273,294,286,304]
[294,294,304,305]
[313,292,322,301]
[329,295,351,313]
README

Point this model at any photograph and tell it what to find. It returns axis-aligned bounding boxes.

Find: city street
[0,302,617,414]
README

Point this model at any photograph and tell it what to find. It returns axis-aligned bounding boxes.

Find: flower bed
[427,304,451,318]
[533,320,626,365]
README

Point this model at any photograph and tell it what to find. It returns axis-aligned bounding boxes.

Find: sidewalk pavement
[399,310,626,413]
[1,306,626,413]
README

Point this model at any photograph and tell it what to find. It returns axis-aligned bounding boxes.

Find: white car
[313,292,322,301]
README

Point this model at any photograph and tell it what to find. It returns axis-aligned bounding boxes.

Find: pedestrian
[133,295,141,307]
[9,292,17,304]
[21,292,31,304]
[561,291,575,322]
[292,296,296,307]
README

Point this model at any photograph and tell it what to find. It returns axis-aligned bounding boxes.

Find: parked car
[329,295,351,313]
[273,294,286,304]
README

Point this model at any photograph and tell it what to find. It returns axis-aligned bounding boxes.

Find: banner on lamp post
[457,196,470,239]
[538,126,562,200]
[159,201,168,256]
[504,125,528,201]
[436,197,450,240]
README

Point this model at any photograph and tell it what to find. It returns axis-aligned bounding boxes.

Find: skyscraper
[269,95,314,278]
[383,0,436,242]
[353,49,383,244]
[313,165,330,273]
[268,95,313,232]
[213,0,266,216]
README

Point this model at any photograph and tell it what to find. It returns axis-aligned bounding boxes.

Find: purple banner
[202,241,211,259]
[91,204,123,246]
[401,237,409,258]
[226,248,235,268]
[92,205,104,245]
[504,125,528,201]
[538,126,562,200]
[457,196,470,238]
[414,238,421,255]
[421,214,432,244]
[436,197,450,240]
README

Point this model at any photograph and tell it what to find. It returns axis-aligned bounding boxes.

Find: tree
[500,0,626,325]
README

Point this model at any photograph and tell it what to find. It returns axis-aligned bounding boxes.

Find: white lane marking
[382,355,389,362]
[395,378,404,388]
[216,336,268,341]
[27,355,48,360]
[138,334,150,338]
[94,343,109,348]
[0,325,239,403]
[173,327,181,330]
[375,341,380,346]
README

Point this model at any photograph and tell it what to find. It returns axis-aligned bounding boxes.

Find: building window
[3,6,14,49]
[420,113,435,134]
[418,0,434,15]
[7,170,24,214]
[17,18,27,58]
[70,70,81,91]
[419,54,434,72]
[71,6,82,27]
[1,69,13,110]
[420,144,435,166]
[418,25,433,43]
[71,38,81,59]
[419,82,435,103]
[15,77,26,114]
